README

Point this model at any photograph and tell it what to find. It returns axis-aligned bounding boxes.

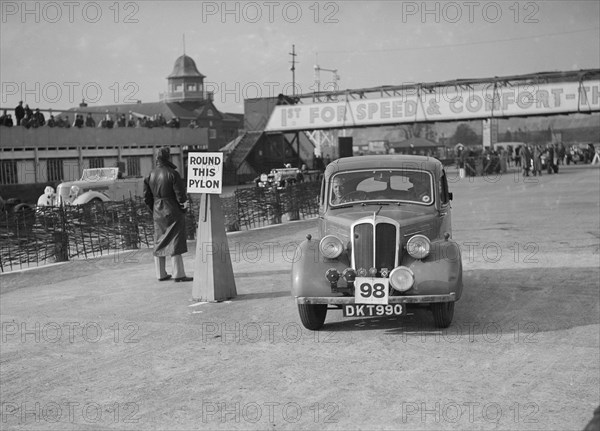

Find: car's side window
[440,170,450,204]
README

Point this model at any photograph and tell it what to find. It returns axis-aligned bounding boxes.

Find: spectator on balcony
[47,115,57,127]
[117,113,127,128]
[28,108,45,128]
[0,110,8,126]
[56,115,71,128]
[169,117,181,129]
[127,113,136,127]
[2,114,14,127]
[73,114,84,128]
[21,104,34,128]
[99,111,114,128]
[24,104,33,121]
[15,101,25,126]
[85,113,96,127]
[155,113,166,127]
[187,119,197,129]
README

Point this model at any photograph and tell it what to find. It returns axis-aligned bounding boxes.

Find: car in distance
[54,167,144,205]
[255,167,304,189]
[291,155,463,330]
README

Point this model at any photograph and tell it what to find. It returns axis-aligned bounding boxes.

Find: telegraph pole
[289,44,297,96]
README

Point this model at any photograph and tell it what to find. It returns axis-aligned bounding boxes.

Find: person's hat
[157,146,171,161]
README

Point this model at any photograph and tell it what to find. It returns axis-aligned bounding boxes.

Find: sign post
[187,152,237,302]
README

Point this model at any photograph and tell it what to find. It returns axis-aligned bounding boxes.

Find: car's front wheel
[298,304,327,330]
[431,302,454,328]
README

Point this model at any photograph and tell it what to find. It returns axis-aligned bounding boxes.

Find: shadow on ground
[320,266,600,335]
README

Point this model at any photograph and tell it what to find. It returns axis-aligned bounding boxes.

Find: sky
[1,0,599,114]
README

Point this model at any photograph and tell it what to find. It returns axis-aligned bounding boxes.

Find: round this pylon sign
[187,152,223,194]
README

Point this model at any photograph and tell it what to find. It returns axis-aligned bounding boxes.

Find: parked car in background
[291,155,463,330]
[54,167,144,205]
[254,167,304,190]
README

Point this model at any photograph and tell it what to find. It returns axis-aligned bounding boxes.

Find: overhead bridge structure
[264,69,600,132]
[224,69,599,182]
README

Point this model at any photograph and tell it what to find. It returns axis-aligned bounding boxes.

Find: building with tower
[0,54,244,202]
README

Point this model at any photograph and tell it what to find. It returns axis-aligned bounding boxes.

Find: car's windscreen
[329,169,433,206]
[81,168,118,181]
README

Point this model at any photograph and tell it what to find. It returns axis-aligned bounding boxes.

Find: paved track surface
[1,164,599,430]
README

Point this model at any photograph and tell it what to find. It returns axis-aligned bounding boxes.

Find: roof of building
[168,54,206,79]
[67,101,243,124]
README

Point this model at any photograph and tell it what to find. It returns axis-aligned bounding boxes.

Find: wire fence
[0,181,320,272]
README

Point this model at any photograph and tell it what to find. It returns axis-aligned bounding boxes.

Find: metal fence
[0,181,320,272]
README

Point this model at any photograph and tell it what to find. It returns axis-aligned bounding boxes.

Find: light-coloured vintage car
[255,167,303,189]
[291,155,463,330]
[55,167,144,205]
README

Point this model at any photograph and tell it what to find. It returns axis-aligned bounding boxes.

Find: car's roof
[324,155,442,178]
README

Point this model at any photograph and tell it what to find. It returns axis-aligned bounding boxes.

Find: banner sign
[187,152,223,194]
[265,80,600,132]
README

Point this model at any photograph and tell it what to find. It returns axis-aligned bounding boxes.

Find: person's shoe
[158,275,172,281]
[174,276,193,282]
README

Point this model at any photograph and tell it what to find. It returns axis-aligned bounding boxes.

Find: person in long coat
[143,147,193,282]
[532,145,542,176]
[521,145,532,177]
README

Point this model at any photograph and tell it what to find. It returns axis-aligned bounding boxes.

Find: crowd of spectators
[455,142,598,177]
[0,101,182,129]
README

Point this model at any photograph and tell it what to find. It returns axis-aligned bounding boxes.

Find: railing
[0,126,209,149]
[0,181,320,272]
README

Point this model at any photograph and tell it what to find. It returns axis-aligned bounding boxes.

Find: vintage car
[255,167,303,189]
[55,167,144,205]
[291,155,463,330]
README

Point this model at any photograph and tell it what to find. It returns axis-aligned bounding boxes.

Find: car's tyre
[298,304,327,330]
[431,302,454,328]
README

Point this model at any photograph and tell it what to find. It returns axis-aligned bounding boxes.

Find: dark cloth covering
[143,150,188,257]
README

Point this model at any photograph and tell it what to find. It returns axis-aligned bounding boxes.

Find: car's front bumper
[296,293,456,305]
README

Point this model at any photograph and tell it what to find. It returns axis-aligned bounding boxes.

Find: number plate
[343,303,404,317]
[354,277,389,304]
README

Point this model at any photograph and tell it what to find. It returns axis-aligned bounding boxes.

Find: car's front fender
[72,191,110,205]
[402,239,463,300]
[291,237,351,298]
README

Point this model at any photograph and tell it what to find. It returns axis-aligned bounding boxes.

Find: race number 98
[354,277,389,304]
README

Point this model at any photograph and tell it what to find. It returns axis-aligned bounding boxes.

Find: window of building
[126,157,141,177]
[89,158,104,169]
[187,84,196,91]
[207,109,213,117]
[47,159,64,182]
[175,84,182,92]
[0,160,18,185]
[209,129,217,139]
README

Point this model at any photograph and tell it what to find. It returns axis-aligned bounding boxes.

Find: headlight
[319,235,345,259]
[389,266,414,292]
[69,185,80,198]
[406,234,431,260]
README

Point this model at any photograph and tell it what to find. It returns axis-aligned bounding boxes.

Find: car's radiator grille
[376,223,397,270]
[352,220,399,272]
[353,223,374,271]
